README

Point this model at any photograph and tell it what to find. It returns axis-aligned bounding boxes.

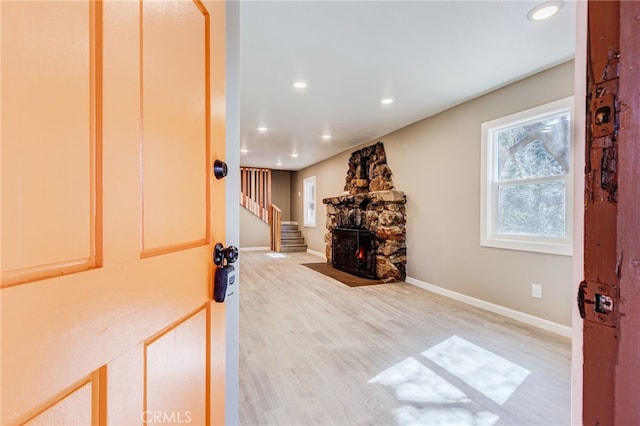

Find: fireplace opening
[332,228,376,279]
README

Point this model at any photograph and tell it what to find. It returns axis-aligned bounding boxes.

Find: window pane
[303,176,316,226]
[496,112,570,181]
[307,203,315,223]
[497,181,566,237]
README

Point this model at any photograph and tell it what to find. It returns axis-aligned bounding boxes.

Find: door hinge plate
[578,281,618,327]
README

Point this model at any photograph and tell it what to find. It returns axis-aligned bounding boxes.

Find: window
[480,97,573,255]
[303,176,316,227]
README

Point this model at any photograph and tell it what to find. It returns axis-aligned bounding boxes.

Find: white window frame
[480,96,574,256]
[303,176,316,228]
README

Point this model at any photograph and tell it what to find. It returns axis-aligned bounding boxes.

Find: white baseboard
[282,221,298,225]
[306,249,325,258]
[239,246,270,252]
[405,276,572,338]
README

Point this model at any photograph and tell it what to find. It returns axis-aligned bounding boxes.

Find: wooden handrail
[241,167,281,252]
[269,204,282,253]
[240,167,271,223]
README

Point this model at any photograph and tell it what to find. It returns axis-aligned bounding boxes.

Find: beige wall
[292,61,574,326]
[271,170,292,221]
[239,206,270,248]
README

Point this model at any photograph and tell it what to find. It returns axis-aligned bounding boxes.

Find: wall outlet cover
[531,283,542,299]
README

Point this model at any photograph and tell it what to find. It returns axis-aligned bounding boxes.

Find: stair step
[282,231,302,238]
[281,236,304,244]
[281,241,307,246]
[280,244,308,253]
[279,222,305,253]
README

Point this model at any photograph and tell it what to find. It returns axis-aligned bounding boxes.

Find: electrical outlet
[531,283,542,299]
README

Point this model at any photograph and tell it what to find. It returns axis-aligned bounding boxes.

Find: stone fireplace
[323,142,406,282]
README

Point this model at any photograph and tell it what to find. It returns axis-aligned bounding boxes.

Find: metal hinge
[578,281,618,328]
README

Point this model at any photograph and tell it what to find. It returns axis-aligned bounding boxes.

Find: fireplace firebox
[332,228,376,279]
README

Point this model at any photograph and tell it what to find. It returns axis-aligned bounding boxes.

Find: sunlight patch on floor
[368,357,499,426]
[265,253,288,258]
[393,405,499,426]
[421,335,530,405]
[369,335,533,425]
[368,357,470,404]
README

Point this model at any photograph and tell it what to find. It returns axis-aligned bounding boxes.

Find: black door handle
[213,159,228,180]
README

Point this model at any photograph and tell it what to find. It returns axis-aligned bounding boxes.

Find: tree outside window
[481,97,573,255]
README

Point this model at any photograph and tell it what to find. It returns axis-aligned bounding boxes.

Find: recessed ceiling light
[291,153,299,158]
[240,148,248,154]
[293,80,308,89]
[257,126,268,132]
[380,97,395,105]
[322,134,332,140]
[527,1,563,21]
[276,161,283,167]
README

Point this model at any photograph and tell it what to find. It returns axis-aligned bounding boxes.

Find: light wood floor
[239,251,571,426]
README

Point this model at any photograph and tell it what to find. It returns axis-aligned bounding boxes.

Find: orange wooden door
[1,1,230,424]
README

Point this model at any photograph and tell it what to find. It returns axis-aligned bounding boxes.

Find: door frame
[219,1,240,424]
[570,1,587,424]
[572,1,640,424]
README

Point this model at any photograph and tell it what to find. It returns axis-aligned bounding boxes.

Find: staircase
[280,223,308,253]
[240,167,307,253]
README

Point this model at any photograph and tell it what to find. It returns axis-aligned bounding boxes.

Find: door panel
[24,381,93,426]
[0,1,227,424]
[142,0,209,254]
[102,0,141,267]
[1,0,98,286]
[1,247,210,424]
[107,344,145,426]
[146,309,208,425]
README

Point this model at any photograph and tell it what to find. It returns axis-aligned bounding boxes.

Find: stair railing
[269,204,282,252]
[240,167,271,223]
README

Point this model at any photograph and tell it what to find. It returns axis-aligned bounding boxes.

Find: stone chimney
[323,142,407,282]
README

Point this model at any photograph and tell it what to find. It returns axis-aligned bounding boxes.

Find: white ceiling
[239,0,576,171]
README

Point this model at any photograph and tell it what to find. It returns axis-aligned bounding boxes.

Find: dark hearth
[323,142,407,282]
[332,228,376,279]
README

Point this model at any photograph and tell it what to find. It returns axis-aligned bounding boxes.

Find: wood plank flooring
[239,251,571,426]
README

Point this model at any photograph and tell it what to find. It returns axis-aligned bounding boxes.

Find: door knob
[213,159,228,180]
[213,243,238,266]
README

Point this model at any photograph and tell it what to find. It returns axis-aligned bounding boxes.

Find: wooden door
[582,1,640,424]
[1,0,230,424]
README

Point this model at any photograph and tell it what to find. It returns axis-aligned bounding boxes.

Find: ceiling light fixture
[293,80,308,89]
[291,153,299,158]
[276,161,283,167]
[240,148,248,154]
[527,1,563,21]
[257,126,268,132]
[322,134,332,140]
[380,97,395,105]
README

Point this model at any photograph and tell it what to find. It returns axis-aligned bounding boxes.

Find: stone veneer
[322,142,407,281]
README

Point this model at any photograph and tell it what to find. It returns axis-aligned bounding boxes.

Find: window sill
[481,237,572,256]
